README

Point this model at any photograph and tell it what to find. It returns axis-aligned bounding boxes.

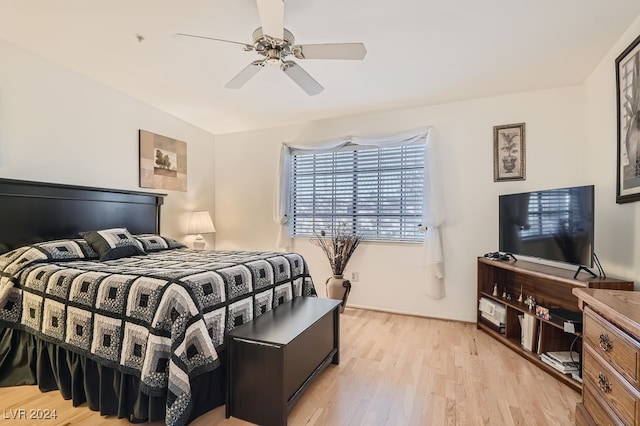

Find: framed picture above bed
[139,130,187,192]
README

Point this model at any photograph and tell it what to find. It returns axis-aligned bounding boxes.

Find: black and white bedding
[0,237,316,426]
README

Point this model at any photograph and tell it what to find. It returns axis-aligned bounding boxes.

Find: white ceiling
[1,1,640,135]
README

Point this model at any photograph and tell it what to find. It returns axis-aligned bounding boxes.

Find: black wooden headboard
[0,178,166,253]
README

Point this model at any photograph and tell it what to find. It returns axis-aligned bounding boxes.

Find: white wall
[6,12,639,324]
[215,87,587,322]
[214,14,640,322]
[0,39,216,245]
[584,15,640,283]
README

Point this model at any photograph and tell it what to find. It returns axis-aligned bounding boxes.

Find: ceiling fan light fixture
[177,0,366,95]
[266,49,280,64]
[252,27,294,45]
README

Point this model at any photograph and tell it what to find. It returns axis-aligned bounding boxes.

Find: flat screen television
[499,185,594,267]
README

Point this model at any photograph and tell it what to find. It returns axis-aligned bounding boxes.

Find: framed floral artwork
[616,34,640,203]
[493,123,526,182]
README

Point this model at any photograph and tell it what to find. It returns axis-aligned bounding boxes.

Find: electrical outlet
[351,271,359,282]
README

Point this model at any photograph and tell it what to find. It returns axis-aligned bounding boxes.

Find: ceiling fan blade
[173,33,254,50]
[225,61,265,89]
[280,61,323,96]
[256,0,284,40]
[293,43,367,60]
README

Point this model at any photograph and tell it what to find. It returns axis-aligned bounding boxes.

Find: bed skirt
[0,328,225,423]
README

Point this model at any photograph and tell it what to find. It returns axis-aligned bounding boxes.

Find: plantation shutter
[290,144,424,242]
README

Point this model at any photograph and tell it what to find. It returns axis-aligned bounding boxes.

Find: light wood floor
[0,308,579,425]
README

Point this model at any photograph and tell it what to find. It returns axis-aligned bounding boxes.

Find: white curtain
[422,130,446,298]
[273,126,446,298]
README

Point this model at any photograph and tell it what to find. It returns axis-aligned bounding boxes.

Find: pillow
[0,239,98,269]
[80,228,146,261]
[34,238,99,260]
[0,239,99,289]
[134,234,187,252]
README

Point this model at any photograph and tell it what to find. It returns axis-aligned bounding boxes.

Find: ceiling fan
[174,0,367,96]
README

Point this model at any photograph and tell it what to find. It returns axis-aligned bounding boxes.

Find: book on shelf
[521,313,538,352]
[536,326,543,355]
[540,352,579,374]
[571,371,583,383]
[540,358,578,374]
[540,356,578,374]
[545,351,580,365]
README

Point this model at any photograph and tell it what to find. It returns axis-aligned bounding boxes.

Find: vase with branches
[310,222,363,312]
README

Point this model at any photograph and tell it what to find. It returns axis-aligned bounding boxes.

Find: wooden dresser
[573,288,640,425]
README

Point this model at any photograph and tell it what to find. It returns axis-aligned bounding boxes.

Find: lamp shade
[187,211,216,235]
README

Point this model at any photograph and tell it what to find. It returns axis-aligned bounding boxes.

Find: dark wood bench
[225,296,341,426]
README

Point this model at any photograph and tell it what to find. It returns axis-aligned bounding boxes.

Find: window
[290,143,424,242]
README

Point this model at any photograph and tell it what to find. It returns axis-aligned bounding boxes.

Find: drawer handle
[598,373,612,393]
[599,333,613,352]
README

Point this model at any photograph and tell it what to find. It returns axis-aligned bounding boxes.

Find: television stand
[476,257,633,392]
[573,265,597,279]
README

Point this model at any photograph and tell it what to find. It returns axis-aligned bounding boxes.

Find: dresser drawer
[583,344,640,426]
[584,307,640,389]
[583,380,625,425]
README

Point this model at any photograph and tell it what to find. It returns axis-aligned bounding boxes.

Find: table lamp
[187,210,215,250]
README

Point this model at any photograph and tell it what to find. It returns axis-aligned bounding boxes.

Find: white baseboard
[345,303,474,324]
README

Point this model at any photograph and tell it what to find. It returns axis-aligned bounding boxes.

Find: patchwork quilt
[0,241,316,426]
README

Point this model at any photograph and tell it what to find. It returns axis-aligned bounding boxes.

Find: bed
[0,178,316,426]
